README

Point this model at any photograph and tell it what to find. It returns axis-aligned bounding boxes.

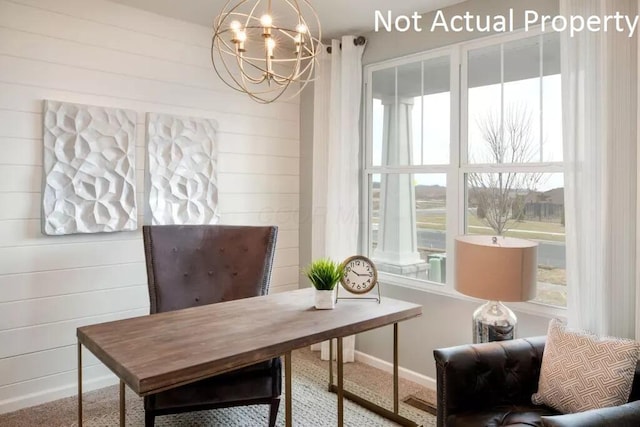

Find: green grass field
[385,213,567,242]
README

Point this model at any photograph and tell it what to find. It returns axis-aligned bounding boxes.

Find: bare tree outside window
[468,105,545,235]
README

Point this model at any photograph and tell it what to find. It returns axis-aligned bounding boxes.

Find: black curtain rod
[326,36,366,53]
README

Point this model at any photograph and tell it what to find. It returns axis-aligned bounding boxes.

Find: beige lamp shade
[455,235,538,302]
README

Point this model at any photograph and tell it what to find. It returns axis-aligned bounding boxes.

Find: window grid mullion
[539,34,545,162]
[500,42,505,164]
[394,66,398,168]
[460,162,564,173]
[362,74,372,257]
[447,46,462,290]
[420,60,425,166]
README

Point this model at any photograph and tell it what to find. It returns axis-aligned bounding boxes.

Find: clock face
[340,255,378,294]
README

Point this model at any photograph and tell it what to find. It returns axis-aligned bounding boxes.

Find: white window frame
[362,27,566,318]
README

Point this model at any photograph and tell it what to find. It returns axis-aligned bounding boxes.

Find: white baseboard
[354,350,437,392]
[0,374,118,415]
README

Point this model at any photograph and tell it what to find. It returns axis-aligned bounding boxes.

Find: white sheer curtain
[561,0,637,338]
[310,36,365,361]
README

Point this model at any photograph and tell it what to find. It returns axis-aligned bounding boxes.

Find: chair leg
[144,411,155,427]
[268,397,280,427]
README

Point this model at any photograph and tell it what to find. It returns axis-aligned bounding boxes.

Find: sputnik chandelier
[211,0,322,104]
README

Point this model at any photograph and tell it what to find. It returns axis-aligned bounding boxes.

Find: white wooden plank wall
[0,0,300,413]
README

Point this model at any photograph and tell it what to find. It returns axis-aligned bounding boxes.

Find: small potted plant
[303,258,344,309]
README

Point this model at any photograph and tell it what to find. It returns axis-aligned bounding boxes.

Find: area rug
[1,350,436,426]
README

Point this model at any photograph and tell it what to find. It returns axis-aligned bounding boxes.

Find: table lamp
[455,235,538,343]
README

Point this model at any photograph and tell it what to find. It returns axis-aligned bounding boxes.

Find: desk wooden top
[77,288,422,396]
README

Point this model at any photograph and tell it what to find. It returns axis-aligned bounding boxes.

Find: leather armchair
[434,337,640,427]
[142,224,281,427]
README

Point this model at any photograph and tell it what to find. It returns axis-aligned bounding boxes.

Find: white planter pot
[314,289,335,310]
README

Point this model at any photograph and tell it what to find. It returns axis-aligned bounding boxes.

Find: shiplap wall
[0,0,300,413]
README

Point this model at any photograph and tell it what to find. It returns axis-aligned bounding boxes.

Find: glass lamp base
[472,300,517,343]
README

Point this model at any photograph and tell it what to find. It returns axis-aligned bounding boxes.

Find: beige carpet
[0,348,437,426]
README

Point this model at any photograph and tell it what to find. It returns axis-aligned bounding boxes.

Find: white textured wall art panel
[147,113,219,225]
[42,100,138,235]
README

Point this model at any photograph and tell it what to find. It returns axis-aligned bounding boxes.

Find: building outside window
[364,29,566,307]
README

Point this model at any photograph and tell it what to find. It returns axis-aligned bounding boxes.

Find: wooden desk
[77,288,422,426]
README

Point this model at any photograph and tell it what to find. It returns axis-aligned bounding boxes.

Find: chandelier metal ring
[211,0,322,104]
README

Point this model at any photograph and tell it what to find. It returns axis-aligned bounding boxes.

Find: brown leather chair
[434,337,640,427]
[142,224,281,427]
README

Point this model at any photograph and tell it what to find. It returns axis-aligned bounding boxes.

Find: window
[364,30,566,307]
[368,54,451,284]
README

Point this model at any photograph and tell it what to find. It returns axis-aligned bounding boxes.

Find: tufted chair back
[140,224,281,427]
[142,224,278,314]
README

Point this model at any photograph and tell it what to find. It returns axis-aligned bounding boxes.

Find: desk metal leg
[328,339,334,388]
[77,341,82,427]
[326,324,418,427]
[119,380,125,426]
[285,352,292,427]
[394,322,399,414]
[337,337,344,427]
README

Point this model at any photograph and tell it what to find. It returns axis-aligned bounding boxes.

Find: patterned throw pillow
[532,319,640,414]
